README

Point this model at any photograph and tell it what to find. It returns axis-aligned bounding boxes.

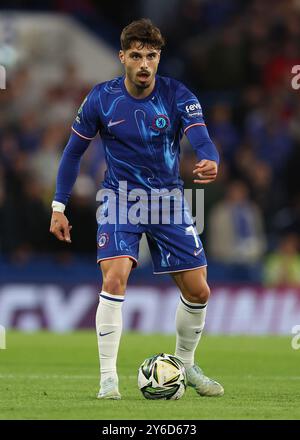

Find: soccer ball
[138,353,187,400]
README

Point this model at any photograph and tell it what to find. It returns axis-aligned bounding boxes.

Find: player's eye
[131,54,141,60]
[147,53,157,60]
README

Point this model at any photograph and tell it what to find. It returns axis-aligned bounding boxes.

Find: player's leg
[171,267,224,397]
[146,192,223,396]
[96,257,133,399]
[172,266,209,369]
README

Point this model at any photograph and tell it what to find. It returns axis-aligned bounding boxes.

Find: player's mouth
[137,72,151,82]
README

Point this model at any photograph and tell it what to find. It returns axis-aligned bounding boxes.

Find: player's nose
[141,57,149,68]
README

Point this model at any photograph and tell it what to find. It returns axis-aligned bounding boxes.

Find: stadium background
[0,0,300,335]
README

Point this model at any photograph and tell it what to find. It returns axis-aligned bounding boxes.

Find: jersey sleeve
[176,82,220,164]
[53,132,90,205]
[71,85,101,140]
[176,82,206,134]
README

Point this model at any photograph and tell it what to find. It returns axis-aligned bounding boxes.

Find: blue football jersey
[72,75,206,193]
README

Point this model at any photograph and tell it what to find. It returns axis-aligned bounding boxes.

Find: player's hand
[192,160,218,184]
[50,211,72,243]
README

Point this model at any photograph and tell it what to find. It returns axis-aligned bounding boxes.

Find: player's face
[119,42,160,91]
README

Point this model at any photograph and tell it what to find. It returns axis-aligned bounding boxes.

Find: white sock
[175,294,207,369]
[96,290,124,387]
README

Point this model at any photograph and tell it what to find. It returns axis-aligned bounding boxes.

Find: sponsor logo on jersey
[98,233,109,249]
[185,102,202,118]
[152,114,170,131]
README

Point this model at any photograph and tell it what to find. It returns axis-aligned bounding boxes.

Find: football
[138,353,187,400]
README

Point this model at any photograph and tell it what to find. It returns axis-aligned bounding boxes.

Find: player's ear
[119,50,125,64]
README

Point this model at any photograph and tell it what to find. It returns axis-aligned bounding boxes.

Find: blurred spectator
[186,21,246,90]
[209,103,240,162]
[0,174,50,261]
[208,180,266,267]
[17,110,42,152]
[29,123,65,204]
[245,98,294,173]
[263,233,300,286]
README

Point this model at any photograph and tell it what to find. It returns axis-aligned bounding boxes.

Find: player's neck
[124,76,156,99]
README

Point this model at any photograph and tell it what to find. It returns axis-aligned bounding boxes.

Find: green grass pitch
[0,331,299,420]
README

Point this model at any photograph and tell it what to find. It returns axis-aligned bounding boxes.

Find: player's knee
[102,274,128,295]
[199,283,210,304]
[187,282,210,304]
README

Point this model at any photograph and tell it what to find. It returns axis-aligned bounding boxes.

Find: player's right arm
[50,85,101,243]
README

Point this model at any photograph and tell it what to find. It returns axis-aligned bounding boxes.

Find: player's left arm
[185,124,219,184]
[176,82,220,184]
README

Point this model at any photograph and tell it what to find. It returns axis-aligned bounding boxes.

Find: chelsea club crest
[152,114,170,131]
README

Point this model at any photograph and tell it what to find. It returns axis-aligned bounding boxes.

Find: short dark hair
[120,18,165,51]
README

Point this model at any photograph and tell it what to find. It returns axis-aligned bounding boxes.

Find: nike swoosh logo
[194,247,203,256]
[107,119,125,128]
[195,330,202,334]
[99,331,115,337]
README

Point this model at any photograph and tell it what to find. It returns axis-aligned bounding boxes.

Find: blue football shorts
[96,191,207,274]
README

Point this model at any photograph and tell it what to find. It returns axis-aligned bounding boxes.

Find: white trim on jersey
[71,127,95,140]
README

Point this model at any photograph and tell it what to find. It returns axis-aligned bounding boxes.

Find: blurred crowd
[0,0,300,285]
